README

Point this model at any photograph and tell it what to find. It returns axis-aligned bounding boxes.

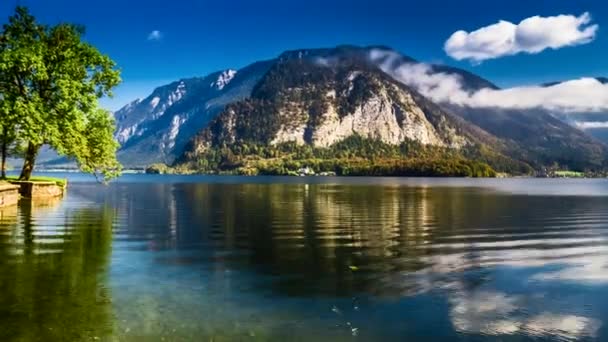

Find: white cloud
[525,314,601,340]
[370,49,471,105]
[443,278,601,339]
[444,13,598,62]
[370,50,608,113]
[575,121,608,129]
[466,78,608,112]
[450,290,601,339]
[147,30,162,41]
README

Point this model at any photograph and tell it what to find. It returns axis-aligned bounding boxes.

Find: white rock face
[149,96,161,109]
[115,119,149,145]
[316,96,442,147]
[271,86,445,148]
[271,124,307,145]
[164,114,187,150]
[148,82,188,121]
[116,124,139,144]
[164,82,186,110]
[211,70,237,90]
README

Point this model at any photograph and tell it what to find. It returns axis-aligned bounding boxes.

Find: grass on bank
[553,170,585,178]
[4,176,67,188]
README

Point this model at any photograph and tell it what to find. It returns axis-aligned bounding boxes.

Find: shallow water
[1,174,608,341]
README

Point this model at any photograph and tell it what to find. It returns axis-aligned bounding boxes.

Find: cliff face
[270,78,447,148]
[184,58,472,159]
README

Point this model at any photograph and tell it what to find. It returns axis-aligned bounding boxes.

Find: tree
[0,7,121,181]
[75,108,122,183]
[0,7,44,179]
[0,96,19,178]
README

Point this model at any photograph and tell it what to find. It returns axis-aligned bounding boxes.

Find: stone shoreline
[0,181,66,207]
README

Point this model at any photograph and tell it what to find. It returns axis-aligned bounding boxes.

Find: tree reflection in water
[0,198,113,341]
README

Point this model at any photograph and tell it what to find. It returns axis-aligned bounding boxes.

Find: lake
[1,174,608,341]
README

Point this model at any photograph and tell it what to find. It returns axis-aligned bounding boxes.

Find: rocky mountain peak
[182,57,474,162]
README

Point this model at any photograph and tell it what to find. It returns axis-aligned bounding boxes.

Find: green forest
[174,136,500,177]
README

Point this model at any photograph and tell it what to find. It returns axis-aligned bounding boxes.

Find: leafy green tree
[0,97,19,178]
[0,7,121,180]
[0,7,44,179]
[75,108,122,182]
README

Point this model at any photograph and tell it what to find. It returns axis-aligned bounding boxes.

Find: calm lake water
[2,174,608,341]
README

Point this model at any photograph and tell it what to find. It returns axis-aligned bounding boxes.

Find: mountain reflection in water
[1,176,607,340]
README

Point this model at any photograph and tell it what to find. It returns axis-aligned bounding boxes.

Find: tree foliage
[179,135,501,177]
[0,7,121,181]
[77,109,122,182]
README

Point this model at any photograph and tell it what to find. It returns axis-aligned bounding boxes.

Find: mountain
[176,48,523,175]
[185,55,467,150]
[371,52,608,170]
[113,45,506,168]
[555,112,608,150]
[112,45,608,174]
[539,77,608,148]
[113,60,273,167]
[443,105,607,170]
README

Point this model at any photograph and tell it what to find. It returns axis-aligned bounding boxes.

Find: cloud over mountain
[371,49,608,113]
[575,121,608,129]
[444,13,598,62]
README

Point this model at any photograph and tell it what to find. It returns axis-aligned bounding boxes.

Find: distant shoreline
[30,169,608,179]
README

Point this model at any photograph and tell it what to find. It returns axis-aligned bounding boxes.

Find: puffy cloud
[444,13,598,62]
[370,50,608,113]
[147,30,162,41]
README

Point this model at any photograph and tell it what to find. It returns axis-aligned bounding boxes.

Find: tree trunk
[0,128,6,179]
[1,139,6,179]
[19,142,40,181]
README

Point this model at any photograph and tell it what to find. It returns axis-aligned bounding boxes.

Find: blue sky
[1,0,607,110]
